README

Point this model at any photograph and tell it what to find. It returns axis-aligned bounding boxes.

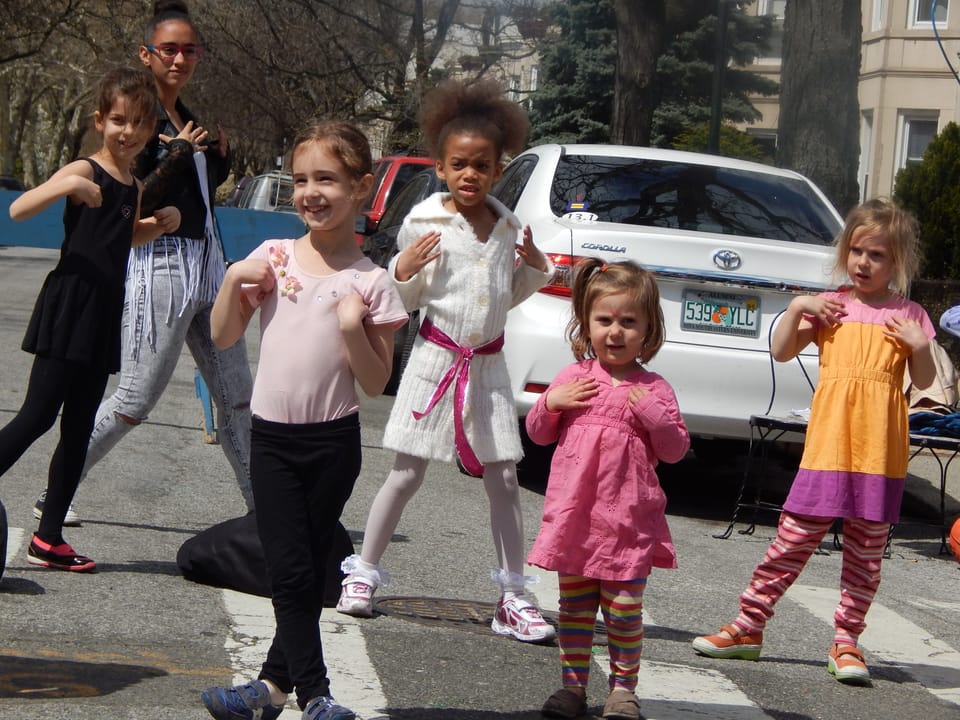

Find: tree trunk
[611,0,664,146]
[777,0,861,215]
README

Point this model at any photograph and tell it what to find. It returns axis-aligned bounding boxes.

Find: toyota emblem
[713,249,742,271]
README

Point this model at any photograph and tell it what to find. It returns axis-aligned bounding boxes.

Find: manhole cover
[372,596,608,645]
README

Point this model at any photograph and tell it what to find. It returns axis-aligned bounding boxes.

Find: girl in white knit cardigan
[336,79,556,643]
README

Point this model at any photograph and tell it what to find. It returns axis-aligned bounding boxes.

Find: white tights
[358,452,527,590]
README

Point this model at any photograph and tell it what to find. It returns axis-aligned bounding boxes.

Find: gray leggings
[79,244,254,509]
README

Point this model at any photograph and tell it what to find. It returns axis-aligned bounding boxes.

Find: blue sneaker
[201,679,283,720]
[302,695,355,720]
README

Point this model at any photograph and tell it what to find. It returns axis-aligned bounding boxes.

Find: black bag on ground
[176,512,353,606]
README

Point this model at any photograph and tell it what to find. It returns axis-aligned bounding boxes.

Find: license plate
[681,289,761,338]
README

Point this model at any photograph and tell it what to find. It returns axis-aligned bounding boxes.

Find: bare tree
[610,0,664,145]
[3,1,540,184]
[777,0,861,214]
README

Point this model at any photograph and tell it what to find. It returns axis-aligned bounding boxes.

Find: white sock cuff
[340,554,390,587]
[490,567,540,592]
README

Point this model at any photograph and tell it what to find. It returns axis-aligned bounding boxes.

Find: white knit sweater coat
[382,192,553,464]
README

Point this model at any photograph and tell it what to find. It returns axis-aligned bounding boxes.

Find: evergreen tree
[651,1,778,147]
[894,122,960,280]
[673,122,766,162]
[528,0,617,144]
[529,0,776,147]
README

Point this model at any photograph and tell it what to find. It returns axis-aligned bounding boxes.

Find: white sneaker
[336,575,377,618]
[33,490,81,527]
[491,595,557,643]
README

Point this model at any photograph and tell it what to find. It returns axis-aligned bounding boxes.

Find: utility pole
[708,0,730,154]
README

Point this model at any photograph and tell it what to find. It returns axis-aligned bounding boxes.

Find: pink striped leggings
[732,511,889,647]
[557,574,646,691]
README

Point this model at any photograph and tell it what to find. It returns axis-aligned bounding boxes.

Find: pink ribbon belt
[412,316,504,477]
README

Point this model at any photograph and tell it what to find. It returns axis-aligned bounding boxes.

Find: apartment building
[743,0,960,201]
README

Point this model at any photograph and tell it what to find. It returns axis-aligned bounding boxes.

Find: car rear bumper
[503,293,819,441]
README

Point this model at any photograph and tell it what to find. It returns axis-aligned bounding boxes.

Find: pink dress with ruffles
[526,359,690,581]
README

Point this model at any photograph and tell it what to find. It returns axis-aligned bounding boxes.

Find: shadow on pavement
[0,654,166,698]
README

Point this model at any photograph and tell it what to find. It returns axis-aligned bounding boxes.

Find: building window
[509,75,521,103]
[872,0,888,30]
[526,66,539,110]
[897,113,939,171]
[756,0,786,64]
[858,111,874,202]
[910,0,948,27]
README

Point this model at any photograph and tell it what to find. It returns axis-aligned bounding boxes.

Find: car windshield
[549,154,838,245]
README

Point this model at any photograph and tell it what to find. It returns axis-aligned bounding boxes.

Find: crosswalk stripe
[221,589,389,719]
[791,584,960,705]
[6,527,24,567]
[219,571,958,718]
[528,564,766,718]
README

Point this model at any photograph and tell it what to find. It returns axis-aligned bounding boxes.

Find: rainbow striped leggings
[732,511,889,647]
[557,574,647,691]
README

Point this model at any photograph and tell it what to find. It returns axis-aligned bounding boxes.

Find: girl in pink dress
[692,199,936,686]
[526,258,690,720]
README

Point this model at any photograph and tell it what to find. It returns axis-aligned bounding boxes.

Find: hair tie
[599,263,608,273]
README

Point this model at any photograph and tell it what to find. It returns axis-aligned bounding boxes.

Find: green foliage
[528,0,617,144]
[672,122,767,162]
[893,122,960,280]
[652,1,778,146]
[528,0,777,146]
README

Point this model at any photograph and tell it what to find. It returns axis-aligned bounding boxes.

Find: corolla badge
[713,249,742,271]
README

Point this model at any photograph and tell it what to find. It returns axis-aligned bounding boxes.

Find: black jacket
[135,98,231,240]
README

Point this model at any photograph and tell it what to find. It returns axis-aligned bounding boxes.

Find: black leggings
[0,355,108,543]
[251,413,361,708]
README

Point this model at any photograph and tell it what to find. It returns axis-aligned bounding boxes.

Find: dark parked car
[360,167,446,394]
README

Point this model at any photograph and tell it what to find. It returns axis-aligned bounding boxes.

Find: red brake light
[524,382,550,394]
[538,253,588,298]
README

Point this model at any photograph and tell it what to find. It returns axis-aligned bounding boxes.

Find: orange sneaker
[827,643,871,685]
[692,623,763,660]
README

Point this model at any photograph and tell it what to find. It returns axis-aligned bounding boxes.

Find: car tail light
[524,382,550,394]
[538,253,588,298]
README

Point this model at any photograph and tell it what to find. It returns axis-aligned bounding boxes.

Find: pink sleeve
[629,375,691,464]
[524,363,580,446]
[363,266,409,328]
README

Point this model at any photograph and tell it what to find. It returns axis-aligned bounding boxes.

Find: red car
[355,155,433,243]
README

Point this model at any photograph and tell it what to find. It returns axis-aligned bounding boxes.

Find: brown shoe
[602,688,642,720]
[541,686,587,719]
[692,623,763,660]
[827,643,871,685]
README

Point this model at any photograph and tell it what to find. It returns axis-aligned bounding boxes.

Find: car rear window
[549,154,839,245]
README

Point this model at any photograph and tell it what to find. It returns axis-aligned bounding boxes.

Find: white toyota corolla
[490,144,844,453]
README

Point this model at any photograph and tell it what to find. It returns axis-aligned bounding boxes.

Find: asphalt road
[0,246,958,720]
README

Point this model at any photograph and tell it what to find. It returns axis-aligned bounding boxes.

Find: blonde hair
[566,258,665,364]
[833,198,920,296]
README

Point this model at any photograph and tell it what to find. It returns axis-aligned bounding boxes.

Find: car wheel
[384,310,420,396]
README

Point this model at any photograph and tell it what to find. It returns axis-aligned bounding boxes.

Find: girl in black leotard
[5,66,181,572]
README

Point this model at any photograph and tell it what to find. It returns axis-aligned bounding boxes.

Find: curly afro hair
[418,78,529,161]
